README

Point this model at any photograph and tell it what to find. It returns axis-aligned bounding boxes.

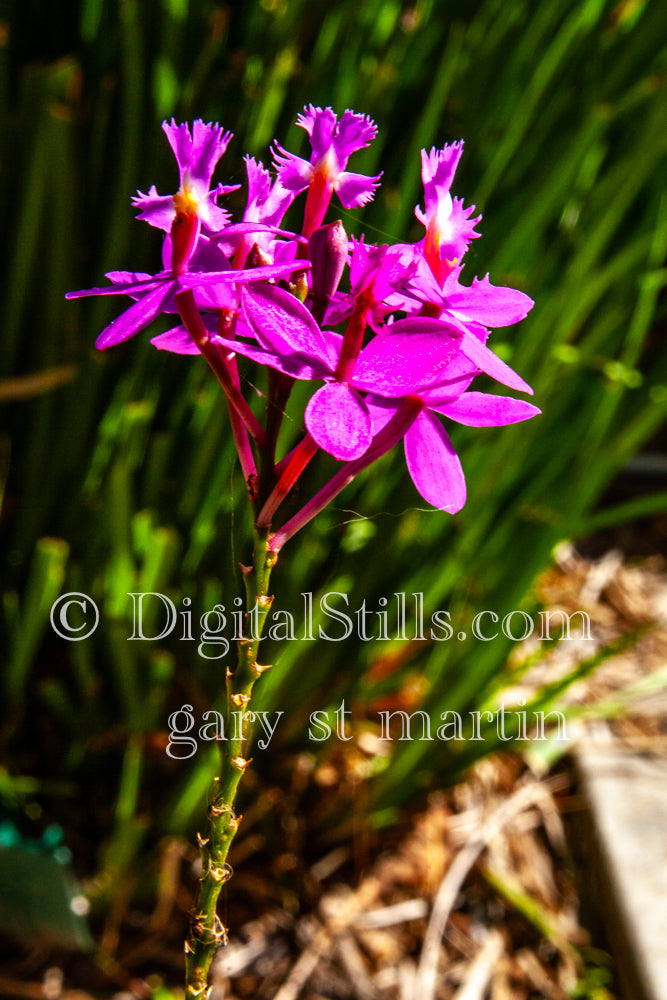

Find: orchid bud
[308,220,349,324]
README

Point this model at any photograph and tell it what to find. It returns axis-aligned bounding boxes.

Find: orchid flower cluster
[69,107,539,551]
[69,108,538,996]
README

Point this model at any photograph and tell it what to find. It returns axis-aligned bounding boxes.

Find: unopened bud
[309,221,349,323]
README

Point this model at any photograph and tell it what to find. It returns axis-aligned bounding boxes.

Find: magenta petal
[161,119,232,189]
[96,283,174,349]
[241,283,338,368]
[432,391,541,426]
[440,198,482,261]
[421,144,464,216]
[244,156,272,207]
[272,145,313,192]
[132,188,176,230]
[199,189,232,232]
[459,332,533,395]
[162,120,195,172]
[187,120,233,188]
[217,221,301,240]
[177,261,307,288]
[151,324,202,355]
[305,383,372,460]
[297,106,337,158]
[213,336,330,381]
[66,275,165,299]
[191,281,238,312]
[105,270,157,286]
[404,411,466,512]
[364,395,400,434]
[353,319,462,395]
[446,274,534,327]
[336,170,382,209]
[333,110,378,158]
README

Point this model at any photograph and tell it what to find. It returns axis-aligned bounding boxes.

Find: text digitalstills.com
[50,590,594,654]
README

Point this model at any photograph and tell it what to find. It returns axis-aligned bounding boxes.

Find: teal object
[0,821,93,951]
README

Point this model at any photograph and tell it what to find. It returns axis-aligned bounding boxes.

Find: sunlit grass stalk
[185,523,276,999]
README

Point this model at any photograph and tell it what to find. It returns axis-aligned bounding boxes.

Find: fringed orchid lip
[132,119,238,235]
[415,142,481,270]
[273,105,382,237]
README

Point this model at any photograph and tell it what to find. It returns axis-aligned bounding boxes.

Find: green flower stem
[184,524,277,1000]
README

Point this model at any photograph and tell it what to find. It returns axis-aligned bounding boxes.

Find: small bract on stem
[67,105,540,999]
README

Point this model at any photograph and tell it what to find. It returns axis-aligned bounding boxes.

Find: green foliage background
[1,0,666,926]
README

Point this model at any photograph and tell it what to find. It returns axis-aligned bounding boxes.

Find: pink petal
[162,120,194,172]
[459,331,533,395]
[336,170,382,209]
[212,335,331,381]
[132,187,176,230]
[244,156,272,208]
[241,283,338,369]
[198,188,233,232]
[96,283,174,349]
[305,382,372,460]
[404,410,466,512]
[333,110,378,160]
[440,197,482,261]
[217,221,301,240]
[446,274,534,327]
[421,144,464,216]
[151,324,203,355]
[187,120,233,188]
[272,144,313,192]
[191,281,238,312]
[66,274,165,299]
[296,105,337,158]
[177,261,305,288]
[431,391,541,425]
[352,319,463,395]
[364,395,400,434]
[105,270,156,286]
